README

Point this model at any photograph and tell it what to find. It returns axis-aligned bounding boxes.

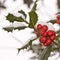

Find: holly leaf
[29,11,38,28]
[57,0,60,9]
[39,45,52,60]
[6,13,16,22]
[6,13,28,24]
[14,26,27,30]
[17,16,26,22]
[28,0,38,28]
[3,26,27,32]
[18,40,32,54]
[48,20,56,24]
[17,37,37,54]
[32,0,37,11]
[18,10,27,19]
[23,0,33,8]
[18,42,29,54]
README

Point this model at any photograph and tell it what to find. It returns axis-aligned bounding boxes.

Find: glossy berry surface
[56,15,60,19]
[39,29,45,35]
[35,24,56,46]
[42,25,48,31]
[43,32,48,37]
[39,37,47,43]
[47,30,54,36]
[50,35,55,41]
[56,20,60,24]
[37,24,42,29]
[46,39,52,45]
[44,43,48,46]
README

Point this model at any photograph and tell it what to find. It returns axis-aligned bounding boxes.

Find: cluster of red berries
[56,15,60,24]
[34,24,56,46]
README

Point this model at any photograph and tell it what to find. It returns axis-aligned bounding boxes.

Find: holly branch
[17,37,38,54]
[2,0,60,60]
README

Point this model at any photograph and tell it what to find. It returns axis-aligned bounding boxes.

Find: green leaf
[18,44,28,54]
[39,45,52,60]
[3,26,27,32]
[28,0,38,28]
[17,17,29,24]
[14,26,27,30]
[23,0,33,8]
[17,37,37,54]
[29,11,38,28]
[17,40,31,54]
[18,10,27,19]
[48,20,56,24]
[57,0,60,9]
[6,13,16,22]
[3,27,13,32]
[32,0,37,11]
[6,13,29,24]
[17,16,25,22]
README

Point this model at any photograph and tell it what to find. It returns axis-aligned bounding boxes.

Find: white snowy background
[0,0,60,60]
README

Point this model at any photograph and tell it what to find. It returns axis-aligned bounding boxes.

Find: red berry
[44,43,48,46]
[37,24,42,29]
[56,20,60,24]
[42,25,48,31]
[56,15,60,19]
[47,30,53,36]
[43,32,48,37]
[50,35,56,41]
[39,37,47,43]
[39,29,45,35]
[52,31,56,35]
[46,39,52,45]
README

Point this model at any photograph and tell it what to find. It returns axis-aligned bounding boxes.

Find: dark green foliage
[4,13,28,32]
[29,11,38,28]
[3,26,27,32]
[48,20,56,24]
[18,37,37,54]
[23,0,33,8]
[16,16,26,22]
[6,13,28,24]
[6,13,16,22]
[57,0,60,9]
[28,0,38,28]
[18,10,27,19]
[32,0,37,11]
